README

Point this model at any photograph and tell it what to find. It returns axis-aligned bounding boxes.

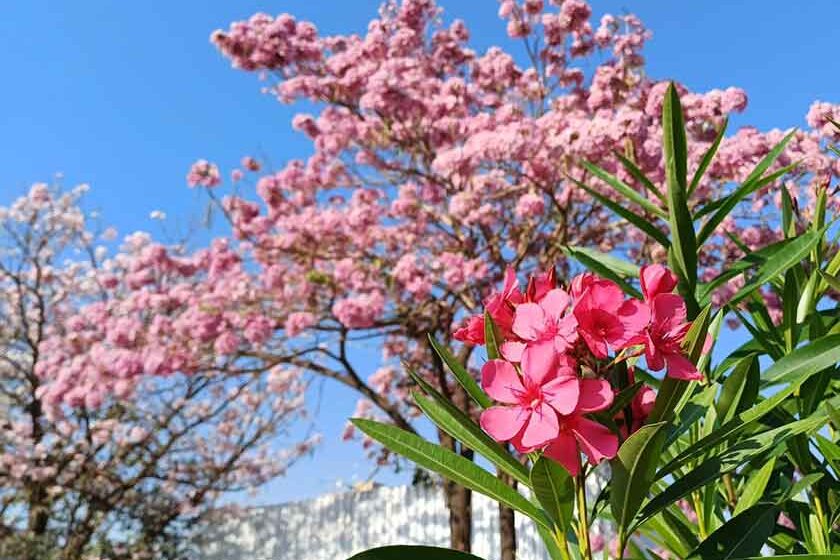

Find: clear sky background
[1,1,837,505]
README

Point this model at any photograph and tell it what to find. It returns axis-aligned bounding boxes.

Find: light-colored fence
[195,483,610,560]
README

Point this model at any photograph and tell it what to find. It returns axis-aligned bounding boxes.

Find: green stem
[617,529,627,560]
[576,468,592,560]
[554,528,573,560]
[691,490,707,540]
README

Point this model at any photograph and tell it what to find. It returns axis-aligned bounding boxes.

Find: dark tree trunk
[442,476,473,552]
[25,396,49,560]
[437,383,474,552]
[498,472,517,560]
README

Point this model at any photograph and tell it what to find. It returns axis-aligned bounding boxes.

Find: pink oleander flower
[526,267,558,303]
[503,288,578,379]
[453,315,485,345]
[573,278,649,359]
[640,263,678,301]
[643,293,700,380]
[454,267,523,344]
[542,382,618,475]
[630,265,701,381]
[485,267,524,334]
[479,356,617,474]
[479,356,581,450]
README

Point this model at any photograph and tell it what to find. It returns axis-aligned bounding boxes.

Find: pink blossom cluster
[186,158,222,188]
[0,185,317,555]
[456,265,696,474]
[204,0,840,366]
[39,0,840,468]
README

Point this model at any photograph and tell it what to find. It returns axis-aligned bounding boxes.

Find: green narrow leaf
[737,556,839,560]
[733,458,777,515]
[781,186,794,237]
[762,333,840,386]
[647,305,712,423]
[580,160,668,218]
[660,507,700,556]
[429,335,492,409]
[614,150,665,202]
[696,132,797,244]
[686,503,778,560]
[641,514,691,558]
[569,177,671,248]
[694,162,800,233]
[796,271,819,323]
[698,236,808,303]
[818,268,840,292]
[715,356,760,425]
[564,246,643,299]
[664,383,718,447]
[535,522,566,560]
[782,267,800,350]
[605,381,644,418]
[640,414,827,525]
[530,456,575,533]
[662,82,697,287]
[565,246,640,278]
[780,473,823,503]
[484,311,501,360]
[743,131,797,186]
[688,117,728,197]
[412,391,530,486]
[814,434,840,475]
[348,546,487,560]
[610,422,668,539]
[730,229,825,306]
[659,334,840,478]
[352,419,550,528]
[826,402,840,430]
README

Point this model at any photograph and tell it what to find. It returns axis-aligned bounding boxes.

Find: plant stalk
[723,473,738,509]
[576,469,592,560]
[554,528,574,560]
[691,490,707,539]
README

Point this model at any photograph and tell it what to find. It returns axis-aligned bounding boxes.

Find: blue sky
[1,1,837,504]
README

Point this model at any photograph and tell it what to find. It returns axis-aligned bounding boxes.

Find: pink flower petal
[480,406,529,442]
[542,376,580,415]
[572,417,619,464]
[570,272,596,299]
[544,432,580,475]
[539,288,571,321]
[651,293,687,332]
[580,329,609,360]
[521,339,556,384]
[665,353,702,381]
[577,378,614,413]
[501,267,521,300]
[554,314,579,352]
[644,333,666,371]
[520,403,560,448]
[512,302,546,341]
[481,360,524,404]
[500,340,526,362]
[616,299,651,345]
[640,264,678,301]
[587,281,624,310]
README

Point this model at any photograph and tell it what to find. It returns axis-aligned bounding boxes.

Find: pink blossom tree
[42,0,840,556]
[0,184,315,560]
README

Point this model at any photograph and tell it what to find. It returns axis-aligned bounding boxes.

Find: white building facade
[195,483,611,560]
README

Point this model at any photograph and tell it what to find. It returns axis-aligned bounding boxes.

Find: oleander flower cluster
[455,264,698,474]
